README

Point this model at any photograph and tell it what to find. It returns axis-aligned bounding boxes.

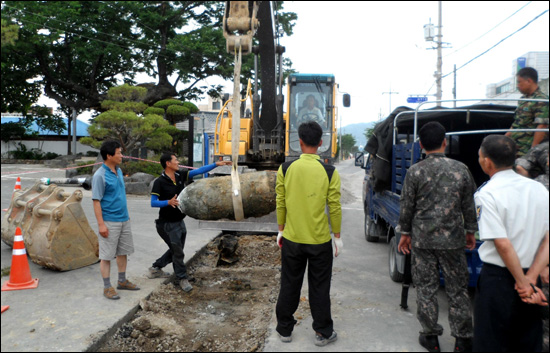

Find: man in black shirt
[150,152,231,292]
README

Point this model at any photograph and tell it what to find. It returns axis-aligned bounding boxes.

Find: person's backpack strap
[317,160,335,183]
[281,159,334,182]
[281,160,296,178]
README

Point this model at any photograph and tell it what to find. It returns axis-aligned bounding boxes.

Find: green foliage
[107,84,147,102]
[9,143,59,160]
[143,107,165,116]
[341,134,357,156]
[2,1,297,117]
[183,102,199,114]
[81,84,179,155]
[154,99,183,110]
[120,160,163,177]
[101,100,148,113]
[1,122,28,143]
[73,161,94,175]
[1,19,19,47]
[2,1,139,113]
[166,104,190,117]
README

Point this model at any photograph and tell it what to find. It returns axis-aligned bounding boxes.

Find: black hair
[480,135,516,168]
[100,140,122,161]
[419,121,446,151]
[517,67,538,83]
[298,121,323,147]
[160,152,176,169]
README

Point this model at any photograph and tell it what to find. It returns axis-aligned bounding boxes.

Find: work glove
[277,231,284,248]
[333,235,343,257]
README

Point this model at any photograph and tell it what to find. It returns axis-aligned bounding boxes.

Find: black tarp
[365,104,517,192]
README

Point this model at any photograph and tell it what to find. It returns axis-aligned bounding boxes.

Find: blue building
[1,113,97,157]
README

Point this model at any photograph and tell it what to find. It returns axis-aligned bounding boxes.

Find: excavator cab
[286,74,339,164]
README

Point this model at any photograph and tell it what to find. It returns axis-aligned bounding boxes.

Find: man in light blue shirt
[92,140,140,300]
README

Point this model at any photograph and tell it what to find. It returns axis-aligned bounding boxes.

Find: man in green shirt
[275,121,342,347]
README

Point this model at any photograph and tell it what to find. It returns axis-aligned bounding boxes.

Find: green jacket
[276,154,342,244]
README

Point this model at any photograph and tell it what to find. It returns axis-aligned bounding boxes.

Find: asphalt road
[1,160,458,352]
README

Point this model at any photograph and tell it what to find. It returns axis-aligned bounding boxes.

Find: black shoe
[454,338,473,352]
[419,335,441,352]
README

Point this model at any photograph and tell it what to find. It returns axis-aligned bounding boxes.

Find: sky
[275,1,550,127]
[37,1,550,128]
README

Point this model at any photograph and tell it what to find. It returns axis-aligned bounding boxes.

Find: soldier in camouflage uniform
[515,139,549,351]
[398,122,477,353]
[505,67,549,157]
[516,140,549,189]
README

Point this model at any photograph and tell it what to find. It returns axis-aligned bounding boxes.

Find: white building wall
[486,51,549,105]
[1,140,98,158]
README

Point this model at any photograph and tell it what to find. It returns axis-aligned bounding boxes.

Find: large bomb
[178,171,276,220]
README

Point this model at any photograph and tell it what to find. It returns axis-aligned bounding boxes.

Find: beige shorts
[98,220,135,260]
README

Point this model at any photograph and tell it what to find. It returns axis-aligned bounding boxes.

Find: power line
[2,3,212,61]
[444,1,532,58]
[442,9,548,79]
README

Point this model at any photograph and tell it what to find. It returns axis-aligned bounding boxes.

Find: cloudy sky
[38,1,549,128]
[276,1,549,126]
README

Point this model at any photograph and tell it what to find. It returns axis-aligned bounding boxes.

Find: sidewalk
[1,173,220,352]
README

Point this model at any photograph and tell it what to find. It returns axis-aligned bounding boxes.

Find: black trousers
[473,263,543,352]
[276,237,334,338]
[152,219,189,280]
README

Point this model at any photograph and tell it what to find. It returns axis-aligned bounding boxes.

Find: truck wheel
[364,211,379,243]
[389,236,404,282]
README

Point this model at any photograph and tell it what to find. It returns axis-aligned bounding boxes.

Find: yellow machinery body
[1,182,99,271]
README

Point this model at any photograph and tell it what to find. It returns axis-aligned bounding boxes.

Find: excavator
[191,1,349,227]
[214,1,350,170]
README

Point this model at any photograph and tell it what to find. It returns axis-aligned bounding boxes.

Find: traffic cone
[14,177,21,192]
[1,305,9,313]
[1,227,39,291]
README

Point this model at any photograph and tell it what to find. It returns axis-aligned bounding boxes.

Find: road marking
[342,207,363,211]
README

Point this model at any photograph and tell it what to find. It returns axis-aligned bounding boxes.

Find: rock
[144,327,163,338]
[132,317,151,332]
[130,172,155,184]
[125,182,150,195]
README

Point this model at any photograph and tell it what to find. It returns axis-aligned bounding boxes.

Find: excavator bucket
[2,183,57,247]
[1,182,99,271]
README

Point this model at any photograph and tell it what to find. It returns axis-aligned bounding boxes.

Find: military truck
[354,99,547,289]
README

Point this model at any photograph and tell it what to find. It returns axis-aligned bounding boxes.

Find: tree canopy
[80,84,182,155]
[1,1,297,114]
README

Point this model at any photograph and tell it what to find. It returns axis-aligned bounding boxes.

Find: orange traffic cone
[1,227,39,291]
[14,177,21,192]
[1,305,9,313]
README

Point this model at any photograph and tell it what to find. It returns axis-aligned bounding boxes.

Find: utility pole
[435,0,442,106]
[424,1,450,107]
[382,84,399,116]
[453,64,457,107]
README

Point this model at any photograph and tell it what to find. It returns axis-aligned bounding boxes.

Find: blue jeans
[152,219,189,280]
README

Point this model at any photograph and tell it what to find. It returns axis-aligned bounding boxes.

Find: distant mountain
[339,122,377,149]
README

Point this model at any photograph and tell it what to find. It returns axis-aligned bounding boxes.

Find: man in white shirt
[473,134,549,352]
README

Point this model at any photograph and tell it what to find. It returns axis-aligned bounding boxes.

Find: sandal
[104,287,120,300]
[117,279,140,291]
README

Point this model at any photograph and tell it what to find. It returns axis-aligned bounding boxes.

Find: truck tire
[389,236,404,282]
[364,211,379,243]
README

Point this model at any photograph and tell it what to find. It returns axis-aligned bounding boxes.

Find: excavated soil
[98,175,359,352]
[98,235,312,352]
